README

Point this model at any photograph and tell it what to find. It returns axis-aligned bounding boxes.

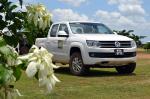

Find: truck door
[46,24,59,61]
[46,24,70,63]
[55,24,70,62]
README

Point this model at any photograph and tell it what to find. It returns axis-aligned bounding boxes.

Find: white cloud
[52,8,90,22]
[95,0,150,42]
[95,10,135,27]
[108,0,141,5]
[108,0,145,16]
[118,4,145,16]
[95,9,150,42]
[23,0,37,4]
[58,0,88,7]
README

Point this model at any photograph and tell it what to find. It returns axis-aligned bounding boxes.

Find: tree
[114,30,146,47]
[24,4,53,45]
[143,42,150,52]
[0,0,26,47]
[0,1,59,98]
[18,4,53,55]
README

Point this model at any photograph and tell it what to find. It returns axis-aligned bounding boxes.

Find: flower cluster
[26,4,51,30]
[18,45,60,93]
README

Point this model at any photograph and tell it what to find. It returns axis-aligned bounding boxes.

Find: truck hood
[76,34,132,41]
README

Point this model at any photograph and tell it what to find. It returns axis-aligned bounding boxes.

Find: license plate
[114,49,124,55]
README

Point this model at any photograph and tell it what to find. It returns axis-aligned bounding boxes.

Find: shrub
[143,42,150,51]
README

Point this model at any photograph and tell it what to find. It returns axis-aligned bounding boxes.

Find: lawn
[15,50,150,99]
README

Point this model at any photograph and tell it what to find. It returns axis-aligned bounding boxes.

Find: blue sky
[12,0,150,42]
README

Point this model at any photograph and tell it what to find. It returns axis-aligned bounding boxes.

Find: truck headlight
[86,40,101,47]
[131,40,136,48]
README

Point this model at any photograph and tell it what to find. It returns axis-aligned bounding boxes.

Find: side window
[50,24,59,37]
[59,24,69,34]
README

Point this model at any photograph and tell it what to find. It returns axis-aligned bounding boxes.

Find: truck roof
[53,21,102,24]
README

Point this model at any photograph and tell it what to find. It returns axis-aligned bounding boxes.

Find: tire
[116,63,136,74]
[69,52,89,76]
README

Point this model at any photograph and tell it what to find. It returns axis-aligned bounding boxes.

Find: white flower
[18,53,33,60]
[16,59,22,65]
[39,74,60,93]
[19,45,60,93]
[26,62,38,78]
[39,18,44,29]
[26,4,52,31]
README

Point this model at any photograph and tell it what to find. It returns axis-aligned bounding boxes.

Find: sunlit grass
[15,50,150,99]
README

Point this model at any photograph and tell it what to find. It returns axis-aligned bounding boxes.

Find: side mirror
[113,31,118,35]
[57,31,69,37]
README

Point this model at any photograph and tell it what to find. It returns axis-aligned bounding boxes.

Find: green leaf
[0,19,7,30]
[0,36,7,47]
[0,4,4,11]
[24,32,34,45]
[5,2,12,11]
[13,18,22,29]
[12,12,26,19]
[5,11,14,20]
[0,64,13,85]
[0,15,2,20]
[0,45,11,57]
[13,67,22,81]
[3,35,19,47]
[17,62,27,70]
[9,4,17,11]
[0,44,18,62]
[0,0,8,4]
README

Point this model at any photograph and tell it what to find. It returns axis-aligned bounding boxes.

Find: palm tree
[113,30,146,47]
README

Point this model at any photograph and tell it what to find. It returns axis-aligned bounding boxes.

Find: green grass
[15,53,150,99]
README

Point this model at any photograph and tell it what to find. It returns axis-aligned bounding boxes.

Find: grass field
[15,49,150,99]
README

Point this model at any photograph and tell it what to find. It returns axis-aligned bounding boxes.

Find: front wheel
[116,63,136,74]
[69,52,89,76]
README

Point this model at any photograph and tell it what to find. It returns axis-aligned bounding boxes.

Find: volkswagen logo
[115,41,120,48]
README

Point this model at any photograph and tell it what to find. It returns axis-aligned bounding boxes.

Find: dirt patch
[137,52,150,59]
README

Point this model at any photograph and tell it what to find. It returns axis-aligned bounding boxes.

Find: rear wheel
[69,52,89,76]
[116,63,136,74]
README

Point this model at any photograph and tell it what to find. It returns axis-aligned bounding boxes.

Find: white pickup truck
[35,21,137,75]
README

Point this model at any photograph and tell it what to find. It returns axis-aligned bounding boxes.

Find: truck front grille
[89,52,136,58]
[100,41,131,48]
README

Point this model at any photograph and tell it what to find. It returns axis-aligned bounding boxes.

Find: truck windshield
[69,23,113,34]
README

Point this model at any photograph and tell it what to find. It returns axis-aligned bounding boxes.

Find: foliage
[114,30,146,47]
[143,42,150,51]
[0,36,23,99]
[0,1,59,98]
[0,36,60,98]
[24,4,52,45]
[0,0,26,47]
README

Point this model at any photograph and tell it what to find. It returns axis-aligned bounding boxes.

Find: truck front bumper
[82,47,136,67]
[84,57,136,67]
